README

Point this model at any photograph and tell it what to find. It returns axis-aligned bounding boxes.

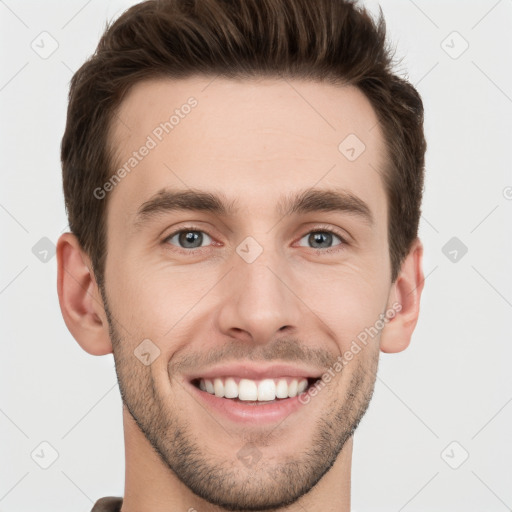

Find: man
[56,0,426,510]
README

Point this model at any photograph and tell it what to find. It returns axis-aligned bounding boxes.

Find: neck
[121,406,352,512]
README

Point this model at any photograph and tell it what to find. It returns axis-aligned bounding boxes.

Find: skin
[57,76,424,512]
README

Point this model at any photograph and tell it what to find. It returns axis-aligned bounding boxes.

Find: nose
[215,249,303,345]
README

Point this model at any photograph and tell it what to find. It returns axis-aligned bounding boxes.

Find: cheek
[109,244,390,352]
[112,264,219,339]
[301,266,389,351]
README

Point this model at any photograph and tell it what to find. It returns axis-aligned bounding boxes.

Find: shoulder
[90,496,123,512]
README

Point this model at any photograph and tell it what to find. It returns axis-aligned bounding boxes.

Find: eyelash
[162,224,349,255]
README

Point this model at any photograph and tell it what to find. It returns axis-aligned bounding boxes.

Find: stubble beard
[102,291,379,511]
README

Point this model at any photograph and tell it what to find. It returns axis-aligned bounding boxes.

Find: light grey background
[1,1,511,511]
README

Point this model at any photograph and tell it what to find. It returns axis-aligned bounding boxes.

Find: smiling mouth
[191,376,320,402]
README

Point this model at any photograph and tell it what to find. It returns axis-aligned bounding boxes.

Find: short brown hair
[61,0,426,288]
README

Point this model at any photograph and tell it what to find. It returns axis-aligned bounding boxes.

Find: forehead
[106,76,387,231]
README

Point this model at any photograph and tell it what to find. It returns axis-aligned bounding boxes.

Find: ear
[56,232,113,356]
[380,238,424,353]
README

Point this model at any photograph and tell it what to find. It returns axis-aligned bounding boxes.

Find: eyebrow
[133,186,373,229]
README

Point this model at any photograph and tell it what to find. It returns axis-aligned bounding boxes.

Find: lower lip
[187,381,311,424]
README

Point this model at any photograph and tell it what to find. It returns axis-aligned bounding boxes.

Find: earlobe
[380,238,425,354]
[56,232,113,356]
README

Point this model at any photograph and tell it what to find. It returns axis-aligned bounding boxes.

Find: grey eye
[297,231,343,250]
[166,230,213,249]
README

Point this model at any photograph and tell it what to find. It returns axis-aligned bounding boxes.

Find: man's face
[103,76,391,509]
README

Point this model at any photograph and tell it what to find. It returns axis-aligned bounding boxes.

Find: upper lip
[186,363,324,382]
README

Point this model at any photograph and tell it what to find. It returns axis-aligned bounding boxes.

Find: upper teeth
[198,377,309,401]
